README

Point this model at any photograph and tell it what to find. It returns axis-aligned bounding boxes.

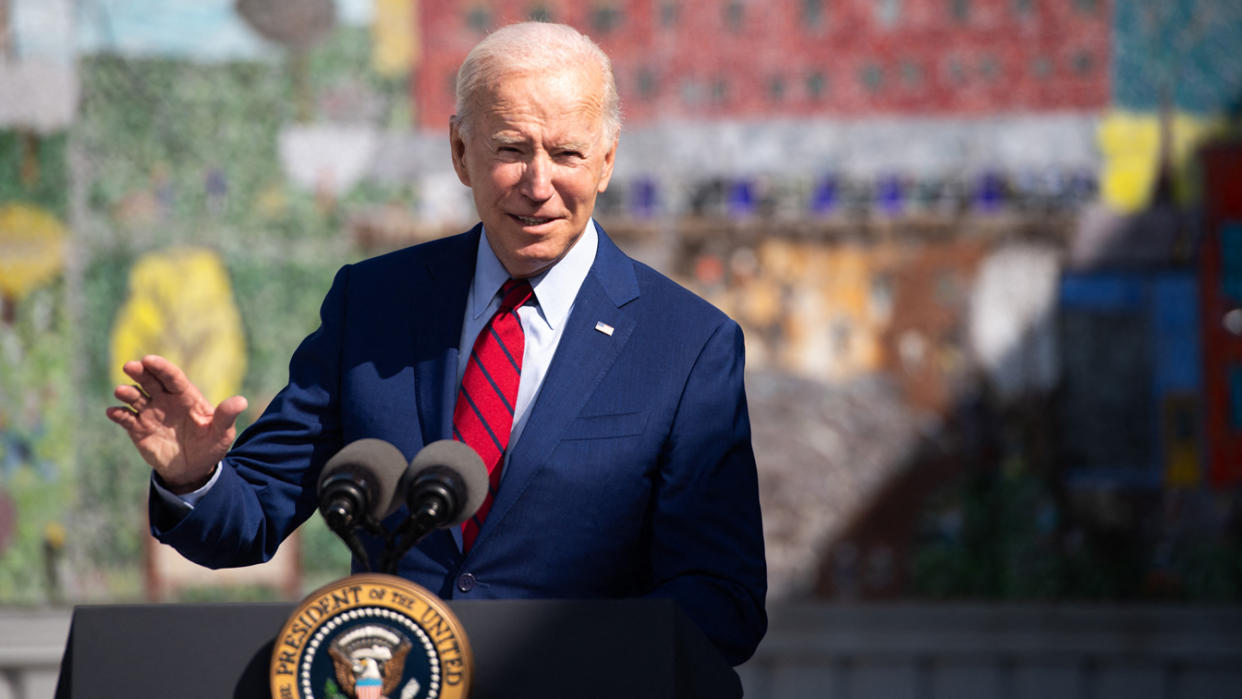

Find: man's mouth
[512,214,555,226]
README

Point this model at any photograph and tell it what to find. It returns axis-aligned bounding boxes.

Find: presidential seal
[271,574,472,699]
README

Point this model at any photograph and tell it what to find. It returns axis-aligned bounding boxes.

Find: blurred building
[412,0,1105,208]
[416,0,1110,121]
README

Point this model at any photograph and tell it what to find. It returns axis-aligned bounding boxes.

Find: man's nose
[519,153,554,201]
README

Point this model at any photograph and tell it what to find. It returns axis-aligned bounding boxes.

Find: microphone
[381,440,488,573]
[318,438,407,572]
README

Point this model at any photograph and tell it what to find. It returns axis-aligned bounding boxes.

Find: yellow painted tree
[110,247,246,406]
[0,203,66,323]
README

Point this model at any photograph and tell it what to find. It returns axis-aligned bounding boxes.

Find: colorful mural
[0,0,1239,605]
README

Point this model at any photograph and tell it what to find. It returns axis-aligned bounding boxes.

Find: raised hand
[105,354,248,494]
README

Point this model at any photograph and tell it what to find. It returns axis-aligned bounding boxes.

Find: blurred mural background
[1,0,1241,692]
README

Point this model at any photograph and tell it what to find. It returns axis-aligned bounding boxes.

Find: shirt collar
[471,219,599,331]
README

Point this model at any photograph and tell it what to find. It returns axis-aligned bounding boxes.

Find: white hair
[453,22,622,141]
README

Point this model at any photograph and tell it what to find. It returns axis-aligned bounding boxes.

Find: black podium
[55,597,740,698]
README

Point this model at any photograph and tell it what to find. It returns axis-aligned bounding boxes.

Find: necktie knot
[498,279,533,312]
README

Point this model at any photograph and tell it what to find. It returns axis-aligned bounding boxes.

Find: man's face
[450,65,617,279]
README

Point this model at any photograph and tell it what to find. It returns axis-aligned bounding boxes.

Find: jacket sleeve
[643,318,768,666]
[148,265,352,568]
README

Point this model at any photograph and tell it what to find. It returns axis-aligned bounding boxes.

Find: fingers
[114,360,159,415]
[141,354,197,395]
[211,395,249,436]
[105,405,140,432]
[131,354,197,397]
[112,356,250,445]
[113,383,148,410]
[121,358,164,404]
[119,354,192,399]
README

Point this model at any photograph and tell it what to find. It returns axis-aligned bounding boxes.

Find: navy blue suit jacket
[151,224,767,664]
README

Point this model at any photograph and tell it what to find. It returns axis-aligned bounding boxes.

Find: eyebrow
[491,132,527,146]
[554,141,591,153]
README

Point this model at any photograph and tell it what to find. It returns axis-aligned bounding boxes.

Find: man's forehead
[484,64,603,106]
[471,75,605,139]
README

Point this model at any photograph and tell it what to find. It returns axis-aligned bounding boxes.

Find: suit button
[457,572,476,593]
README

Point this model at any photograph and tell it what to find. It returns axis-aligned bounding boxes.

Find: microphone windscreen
[319,438,408,520]
[406,440,488,526]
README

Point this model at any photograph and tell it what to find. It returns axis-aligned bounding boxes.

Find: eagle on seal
[328,626,413,698]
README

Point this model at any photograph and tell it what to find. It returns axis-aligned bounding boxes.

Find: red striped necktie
[454,278,534,552]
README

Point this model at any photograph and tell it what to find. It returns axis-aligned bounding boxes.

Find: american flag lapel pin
[594,321,615,336]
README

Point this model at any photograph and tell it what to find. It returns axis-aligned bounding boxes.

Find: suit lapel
[475,226,640,549]
[398,227,477,559]
[411,226,479,448]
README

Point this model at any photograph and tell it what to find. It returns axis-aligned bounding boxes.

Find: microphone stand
[380,467,466,574]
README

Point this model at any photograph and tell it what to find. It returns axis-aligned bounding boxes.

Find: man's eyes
[494,145,585,160]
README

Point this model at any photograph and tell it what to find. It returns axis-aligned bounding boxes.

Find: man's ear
[597,136,618,193]
[449,117,472,187]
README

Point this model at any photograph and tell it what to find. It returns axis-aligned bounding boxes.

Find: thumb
[211,395,249,436]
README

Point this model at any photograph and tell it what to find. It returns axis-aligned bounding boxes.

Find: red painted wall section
[414,0,1111,130]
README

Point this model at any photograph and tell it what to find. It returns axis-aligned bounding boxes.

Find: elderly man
[107,22,766,665]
